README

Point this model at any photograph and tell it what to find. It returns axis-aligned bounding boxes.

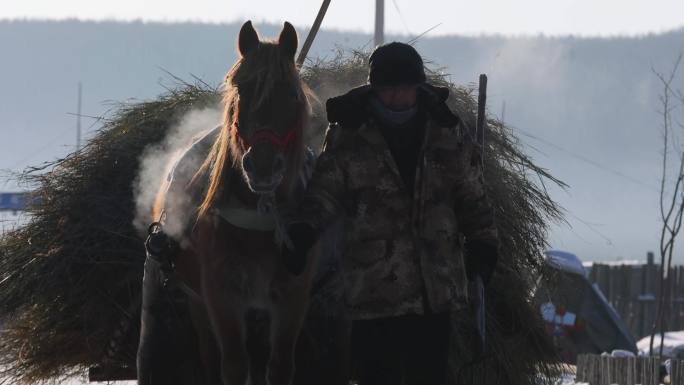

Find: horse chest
[201,219,282,302]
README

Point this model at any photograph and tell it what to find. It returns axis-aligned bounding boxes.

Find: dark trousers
[351,312,451,385]
[137,257,205,385]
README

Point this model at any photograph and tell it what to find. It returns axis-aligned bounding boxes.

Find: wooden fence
[576,353,684,385]
[587,254,684,339]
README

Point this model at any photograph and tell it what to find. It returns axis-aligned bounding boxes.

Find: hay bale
[0,85,221,382]
[0,50,565,384]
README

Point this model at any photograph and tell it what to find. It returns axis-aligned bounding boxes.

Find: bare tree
[650,52,684,356]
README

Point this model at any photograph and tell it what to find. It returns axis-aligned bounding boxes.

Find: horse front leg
[187,299,222,385]
[267,285,310,385]
[202,274,249,385]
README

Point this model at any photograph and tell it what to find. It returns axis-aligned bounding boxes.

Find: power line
[568,212,614,246]
[514,127,659,193]
[406,23,442,45]
[390,0,411,35]
[4,124,77,173]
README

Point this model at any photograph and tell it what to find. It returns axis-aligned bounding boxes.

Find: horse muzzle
[241,149,286,194]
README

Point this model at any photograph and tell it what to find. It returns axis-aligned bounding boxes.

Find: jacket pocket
[422,203,459,241]
[344,239,388,269]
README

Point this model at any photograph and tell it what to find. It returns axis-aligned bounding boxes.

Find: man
[284,42,499,384]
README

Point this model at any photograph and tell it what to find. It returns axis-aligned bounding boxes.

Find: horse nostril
[273,153,285,174]
[242,151,255,174]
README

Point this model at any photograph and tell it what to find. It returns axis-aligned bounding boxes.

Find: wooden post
[642,356,650,385]
[626,356,636,385]
[577,354,586,382]
[477,74,488,169]
[672,360,679,385]
[650,356,659,385]
[637,356,645,385]
[296,0,332,67]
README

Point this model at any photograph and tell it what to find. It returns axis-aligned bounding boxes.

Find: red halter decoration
[235,104,304,151]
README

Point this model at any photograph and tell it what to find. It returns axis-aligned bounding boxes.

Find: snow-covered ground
[0,377,136,385]
[0,375,587,385]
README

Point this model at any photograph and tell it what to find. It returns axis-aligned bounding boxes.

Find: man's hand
[145,222,176,264]
[282,222,318,276]
[464,240,498,285]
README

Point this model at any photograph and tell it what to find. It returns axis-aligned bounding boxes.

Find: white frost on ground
[0,375,136,384]
[637,331,684,358]
[555,373,583,385]
[46,379,136,385]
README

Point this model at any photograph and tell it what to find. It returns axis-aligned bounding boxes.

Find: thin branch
[651,51,684,356]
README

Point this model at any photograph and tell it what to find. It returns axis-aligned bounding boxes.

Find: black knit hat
[368,42,426,86]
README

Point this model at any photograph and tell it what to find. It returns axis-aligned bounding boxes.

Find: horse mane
[191,42,313,220]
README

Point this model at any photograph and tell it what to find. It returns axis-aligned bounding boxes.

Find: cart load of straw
[0,51,565,384]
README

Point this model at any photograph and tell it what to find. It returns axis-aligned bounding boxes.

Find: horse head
[192,21,311,219]
[228,20,308,195]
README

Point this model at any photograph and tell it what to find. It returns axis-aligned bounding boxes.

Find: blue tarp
[0,192,30,211]
[534,250,638,363]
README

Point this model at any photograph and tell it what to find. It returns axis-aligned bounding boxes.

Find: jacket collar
[356,118,439,190]
[357,115,437,150]
[326,83,459,129]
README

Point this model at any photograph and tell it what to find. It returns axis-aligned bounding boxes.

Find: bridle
[229,100,307,252]
[234,102,305,151]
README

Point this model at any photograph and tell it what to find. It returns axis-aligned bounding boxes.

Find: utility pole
[374,0,384,46]
[76,82,82,151]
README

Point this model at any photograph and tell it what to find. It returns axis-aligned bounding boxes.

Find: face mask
[369,96,419,127]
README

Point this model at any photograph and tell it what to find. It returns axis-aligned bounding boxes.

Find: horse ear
[238,20,259,57]
[278,21,298,60]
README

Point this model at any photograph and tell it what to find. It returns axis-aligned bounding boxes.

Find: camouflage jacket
[301,85,499,320]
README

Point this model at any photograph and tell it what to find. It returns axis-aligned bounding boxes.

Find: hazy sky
[3,0,684,36]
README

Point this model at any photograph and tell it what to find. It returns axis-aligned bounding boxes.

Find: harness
[216,194,277,231]
[145,147,316,303]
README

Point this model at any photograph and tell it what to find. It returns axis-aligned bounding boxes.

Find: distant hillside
[1,19,683,261]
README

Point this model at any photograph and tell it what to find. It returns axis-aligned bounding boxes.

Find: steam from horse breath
[130,77,349,241]
[133,106,223,239]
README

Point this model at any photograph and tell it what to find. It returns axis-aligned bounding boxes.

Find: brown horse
[145,21,317,385]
